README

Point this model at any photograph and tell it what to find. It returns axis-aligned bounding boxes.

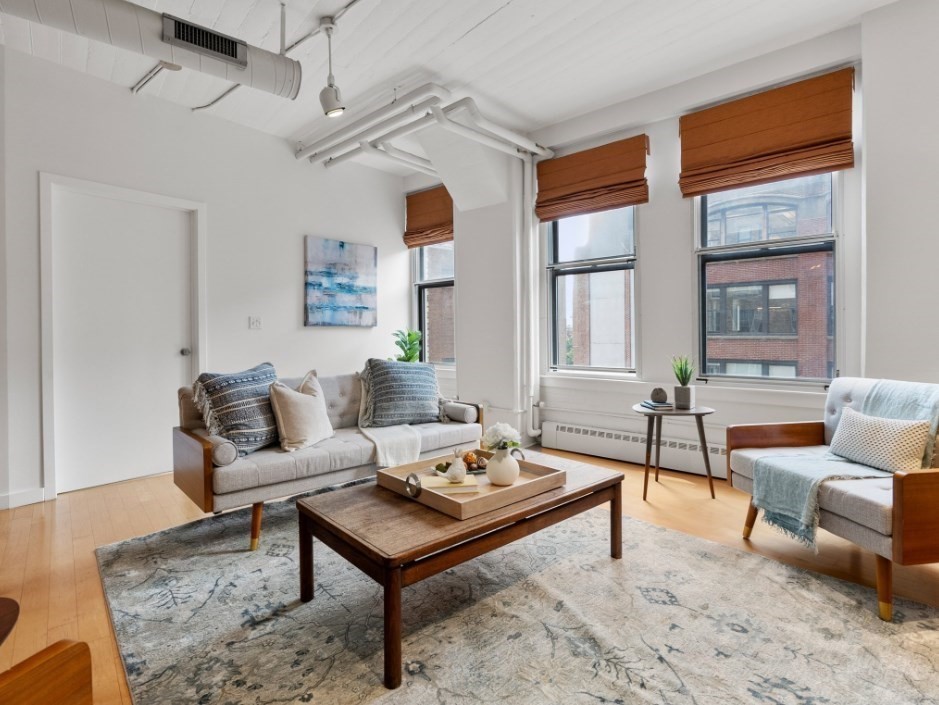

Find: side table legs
[642,415,655,501]
[694,415,716,499]
[654,416,663,482]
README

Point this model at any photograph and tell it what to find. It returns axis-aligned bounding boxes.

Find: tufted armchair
[726,377,939,621]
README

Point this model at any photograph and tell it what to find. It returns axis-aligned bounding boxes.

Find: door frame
[39,173,208,500]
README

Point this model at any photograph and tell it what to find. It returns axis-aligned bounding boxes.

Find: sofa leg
[743,499,759,539]
[250,503,263,551]
[875,555,893,621]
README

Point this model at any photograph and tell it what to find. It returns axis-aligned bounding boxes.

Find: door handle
[180,348,192,356]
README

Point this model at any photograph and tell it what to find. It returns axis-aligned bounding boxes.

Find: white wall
[1,48,409,506]
[861,0,939,381]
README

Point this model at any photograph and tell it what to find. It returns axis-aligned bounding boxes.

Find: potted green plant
[671,355,696,410]
[391,329,421,362]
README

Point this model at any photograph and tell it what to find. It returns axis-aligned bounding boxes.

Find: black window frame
[414,244,455,366]
[547,208,637,373]
[697,173,837,384]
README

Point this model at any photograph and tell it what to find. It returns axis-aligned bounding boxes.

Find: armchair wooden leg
[743,499,759,540]
[875,555,893,621]
[250,503,263,551]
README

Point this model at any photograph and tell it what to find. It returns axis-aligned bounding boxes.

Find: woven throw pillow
[830,407,930,473]
[269,374,334,452]
[359,358,441,428]
[192,362,278,456]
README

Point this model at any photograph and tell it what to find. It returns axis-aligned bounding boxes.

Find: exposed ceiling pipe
[131,60,181,95]
[461,101,554,158]
[0,0,301,99]
[324,141,439,177]
[377,143,435,171]
[295,83,451,160]
[430,106,526,159]
[317,97,476,166]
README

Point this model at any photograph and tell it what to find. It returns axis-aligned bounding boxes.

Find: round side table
[631,404,716,501]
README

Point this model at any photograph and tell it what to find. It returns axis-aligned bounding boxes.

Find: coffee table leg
[299,512,314,602]
[383,567,403,689]
[654,415,663,482]
[642,415,654,501]
[695,415,716,499]
[610,483,622,559]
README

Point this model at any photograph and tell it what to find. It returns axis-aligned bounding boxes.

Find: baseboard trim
[0,487,46,510]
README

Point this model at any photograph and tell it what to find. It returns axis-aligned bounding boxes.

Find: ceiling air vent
[162,15,248,68]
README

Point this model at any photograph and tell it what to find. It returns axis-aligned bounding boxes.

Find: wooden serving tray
[376,450,567,520]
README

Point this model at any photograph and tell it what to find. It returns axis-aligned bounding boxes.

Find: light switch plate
[248,316,262,330]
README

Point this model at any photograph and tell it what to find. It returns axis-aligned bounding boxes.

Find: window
[548,207,636,371]
[699,173,835,381]
[415,242,455,365]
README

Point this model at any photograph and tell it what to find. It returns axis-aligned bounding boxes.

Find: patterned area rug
[97,483,939,705]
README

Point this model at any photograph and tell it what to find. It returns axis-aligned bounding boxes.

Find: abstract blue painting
[304,236,377,327]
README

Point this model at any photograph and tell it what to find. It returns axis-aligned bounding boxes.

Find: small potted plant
[390,329,421,362]
[480,423,523,486]
[671,355,696,410]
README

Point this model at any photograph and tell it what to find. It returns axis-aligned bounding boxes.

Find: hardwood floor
[1,454,937,704]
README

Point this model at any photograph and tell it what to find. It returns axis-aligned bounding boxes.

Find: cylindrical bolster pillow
[443,401,478,424]
[193,428,239,467]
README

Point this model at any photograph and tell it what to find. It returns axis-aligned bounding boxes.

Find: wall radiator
[540,421,728,479]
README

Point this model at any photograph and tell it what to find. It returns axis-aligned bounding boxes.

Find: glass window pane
[726,285,763,334]
[703,250,834,379]
[555,269,634,369]
[705,288,721,334]
[768,283,797,335]
[555,208,634,263]
[421,242,454,280]
[725,362,763,376]
[422,286,455,364]
[702,173,832,247]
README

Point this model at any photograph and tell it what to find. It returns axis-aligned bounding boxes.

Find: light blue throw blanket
[754,455,889,547]
[861,379,939,467]
[754,379,939,548]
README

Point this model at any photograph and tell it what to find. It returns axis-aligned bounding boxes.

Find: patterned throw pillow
[359,358,441,428]
[192,362,278,456]
[830,407,930,473]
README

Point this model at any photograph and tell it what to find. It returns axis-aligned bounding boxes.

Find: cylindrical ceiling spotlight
[319,17,345,118]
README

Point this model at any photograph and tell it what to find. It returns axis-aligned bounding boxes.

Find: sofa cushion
[830,407,930,473]
[442,401,478,424]
[191,428,238,467]
[730,445,893,536]
[729,445,831,480]
[359,359,441,428]
[212,427,375,495]
[193,362,279,456]
[318,373,362,429]
[414,422,482,453]
[269,376,334,452]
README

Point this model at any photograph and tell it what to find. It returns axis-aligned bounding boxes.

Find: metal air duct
[0,0,302,99]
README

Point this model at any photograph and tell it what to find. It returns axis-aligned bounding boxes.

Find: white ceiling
[0,0,896,152]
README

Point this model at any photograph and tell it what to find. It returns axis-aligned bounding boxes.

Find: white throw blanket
[360,425,421,467]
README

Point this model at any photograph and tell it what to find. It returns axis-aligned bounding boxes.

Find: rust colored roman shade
[679,67,855,198]
[535,134,649,222]
[403,186,453,248]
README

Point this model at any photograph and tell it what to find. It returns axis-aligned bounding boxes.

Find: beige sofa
[727,377,939,621]
[173,372,482,549]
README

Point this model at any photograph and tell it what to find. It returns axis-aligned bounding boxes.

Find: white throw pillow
[830,407,930,473]
[269,375,334,452]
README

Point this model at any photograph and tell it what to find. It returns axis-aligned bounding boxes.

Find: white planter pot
[486,448,521,486]
[674,385,695,410]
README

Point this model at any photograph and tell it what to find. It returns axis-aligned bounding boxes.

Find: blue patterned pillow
[359,359,441,428]
[192,362,278,455]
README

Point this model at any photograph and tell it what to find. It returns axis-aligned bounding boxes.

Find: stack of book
[641,399,673,411]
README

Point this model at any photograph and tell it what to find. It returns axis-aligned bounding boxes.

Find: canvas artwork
[304,236,377,327]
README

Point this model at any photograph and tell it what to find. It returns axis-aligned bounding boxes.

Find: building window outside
[699,173,835,381]
[548,207,636,371]
[416,242,455,365]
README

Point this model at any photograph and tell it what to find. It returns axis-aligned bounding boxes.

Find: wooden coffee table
[297,455,623,689]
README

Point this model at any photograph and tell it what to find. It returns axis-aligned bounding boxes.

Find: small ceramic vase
[486,448,521,486]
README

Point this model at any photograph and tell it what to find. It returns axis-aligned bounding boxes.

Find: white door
[52,189,193,492]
